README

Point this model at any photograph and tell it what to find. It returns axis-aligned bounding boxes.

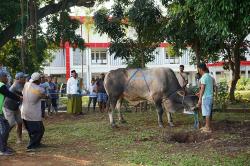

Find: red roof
[207,61,250,67]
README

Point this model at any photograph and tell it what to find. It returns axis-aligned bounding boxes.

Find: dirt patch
[161,119,250,158]
[0,154,91,166]
[213,120,250,132]
[45,112,86,124]
[166,131,212,143]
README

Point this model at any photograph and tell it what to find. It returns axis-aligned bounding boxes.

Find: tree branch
[0,0,95,48]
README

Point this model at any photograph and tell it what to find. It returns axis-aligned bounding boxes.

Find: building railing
[46,48,193,68]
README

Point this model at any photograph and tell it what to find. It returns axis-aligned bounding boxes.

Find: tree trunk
[229,43,241,101]
[141,54,145,68]
[192,39,201,68]
[20,0,26,72]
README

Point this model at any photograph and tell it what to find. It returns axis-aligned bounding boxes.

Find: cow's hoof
[168,122,175,127]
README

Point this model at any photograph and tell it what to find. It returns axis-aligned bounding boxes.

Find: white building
[43,16,250,89]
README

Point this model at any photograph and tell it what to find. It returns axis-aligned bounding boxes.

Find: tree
[0,38,50,75]
[190,0,250,100]
[162,0,220,67]
[0,0,94,72]
[94,0,167,68]
[163,0,250,100]
[0,0,94,48]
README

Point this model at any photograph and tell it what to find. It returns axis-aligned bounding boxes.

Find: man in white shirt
[66,70,82,114]
[177,65,188,90]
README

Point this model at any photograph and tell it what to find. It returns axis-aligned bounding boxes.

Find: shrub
[236,78,250,91]
[214,80,229,111]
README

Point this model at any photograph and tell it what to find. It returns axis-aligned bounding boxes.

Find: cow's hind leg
[116,99,126,123]
[106,97,118,128]
[155,102,164,128]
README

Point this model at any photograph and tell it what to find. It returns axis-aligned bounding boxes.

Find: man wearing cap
[0,63,12,87]
[3,72,28,144]
[66,70,82,114]
[0,71,22,155]
[21,72,47,151]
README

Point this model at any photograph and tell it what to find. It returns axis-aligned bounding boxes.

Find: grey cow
[104,67,198,128]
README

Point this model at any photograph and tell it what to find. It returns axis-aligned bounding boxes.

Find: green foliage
[163,0,249,100]
[236,77,250,91]
[214,80,229,111]
[191,0,250,68]
[0,37,50,75]
[190,0,250,39]
[46,11,85,50]
[166,45,177,57]
[0,0,87,71]
[94,0,167,67]
[0,0,19,27]
[94,7,127,41]
[235,91,250,102]
[162,0,221,65]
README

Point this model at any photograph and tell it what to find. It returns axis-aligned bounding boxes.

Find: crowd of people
[66,70,108,115]
[0,68,60,155]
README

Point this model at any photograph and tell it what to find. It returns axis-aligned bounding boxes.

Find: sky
[70,1,114,16]
[70,0,167,16]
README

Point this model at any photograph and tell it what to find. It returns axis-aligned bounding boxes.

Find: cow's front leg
[155,103,164,128]
[116,99,126,123]
[167,112,174,127]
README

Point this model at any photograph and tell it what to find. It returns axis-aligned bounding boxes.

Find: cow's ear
[177,91,185,96]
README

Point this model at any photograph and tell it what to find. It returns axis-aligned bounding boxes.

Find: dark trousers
[49,98,58,112]
[88,97,97,111]
[41,100,46,118]
[23,120,44,149]
[0,115,10,152]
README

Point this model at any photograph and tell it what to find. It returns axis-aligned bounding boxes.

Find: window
[73,49,86,65]
[165,48,179,64]
[91,49,107,64]
[216,72,221,75]
[241,71,246,77]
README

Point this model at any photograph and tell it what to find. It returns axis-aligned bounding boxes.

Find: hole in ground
[166,132,212,143]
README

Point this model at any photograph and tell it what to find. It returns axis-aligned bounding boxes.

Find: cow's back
[125,68,181,101]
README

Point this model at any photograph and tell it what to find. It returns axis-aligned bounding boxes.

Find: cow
[104,67,198,128]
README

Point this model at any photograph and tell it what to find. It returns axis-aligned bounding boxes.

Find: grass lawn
[59,96,89,107]
[2,109,250,166]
